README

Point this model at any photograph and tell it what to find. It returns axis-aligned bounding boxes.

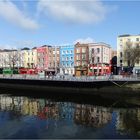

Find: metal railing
[0,74,140,82]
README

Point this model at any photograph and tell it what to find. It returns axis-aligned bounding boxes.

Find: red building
[37,45,51,72]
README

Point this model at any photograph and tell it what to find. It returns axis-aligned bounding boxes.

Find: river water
[0,93,140,139]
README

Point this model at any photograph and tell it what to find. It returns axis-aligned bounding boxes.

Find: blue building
[60,45,74,75]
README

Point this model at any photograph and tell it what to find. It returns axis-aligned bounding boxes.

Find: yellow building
[21,48,37,68]
[117,34,140,74]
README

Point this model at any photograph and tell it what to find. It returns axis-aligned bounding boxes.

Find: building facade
[0,49,20,69]
[20,48,37,69]
[60,45,74,75]
[88,43,112,76]
[117,34,140,74]
[74,43,89,76]
[47,46,60,75]
[37,45,50,72]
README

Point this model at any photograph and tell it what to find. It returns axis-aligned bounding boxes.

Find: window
[76,54,80,60]
[82,54,86,60]
[127,60,130,66]
[82,48,86,53]
[91,48,94,53]
[97,57,100,63]
[71,62,74,67]
[120,52,123,57]
[92,57,94,63]
[71,70,73,74]
[136,38,139,41]
[127,38,131,41]
[82,61,86,66]
[76,61,80,66]
[97,48,100,53]
[76,48,80,53]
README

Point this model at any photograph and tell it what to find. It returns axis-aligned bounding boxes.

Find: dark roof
[32,47,37,49]
[40,45,52,48]
[21,47,30,50]
[3,49,17,52]
[118,34,130,37]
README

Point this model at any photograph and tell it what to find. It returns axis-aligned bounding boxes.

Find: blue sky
[0,0,140,49]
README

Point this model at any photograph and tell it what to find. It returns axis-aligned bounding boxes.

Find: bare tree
[7,50,20,69]
[123,44,140,67]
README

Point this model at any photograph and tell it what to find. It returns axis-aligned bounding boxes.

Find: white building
[117,34,140,74]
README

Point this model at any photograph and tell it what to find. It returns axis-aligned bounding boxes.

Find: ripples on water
[0,94,140,139]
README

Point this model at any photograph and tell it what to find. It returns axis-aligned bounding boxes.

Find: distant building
[117,34,140,74]
[74,43,89,76]
[60,45,74,75]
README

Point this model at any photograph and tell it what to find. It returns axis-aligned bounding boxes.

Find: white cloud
[74,37,95,44]
[37,0,113,24]
[0,0,39,30]
[0,44,17,50]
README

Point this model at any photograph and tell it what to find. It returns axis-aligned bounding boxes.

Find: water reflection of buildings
[0,95,112,129]
[0,96,23,112]
[59,102,74,121]
[116,108,140,136]
[74,104,112,127]
[37,99,59,120]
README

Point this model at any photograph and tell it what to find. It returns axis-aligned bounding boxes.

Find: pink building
[37,45,50,72]
[88,42,112,75]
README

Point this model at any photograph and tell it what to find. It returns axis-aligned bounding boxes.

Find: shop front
[75,66,88,76]
[88,64,111,76]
